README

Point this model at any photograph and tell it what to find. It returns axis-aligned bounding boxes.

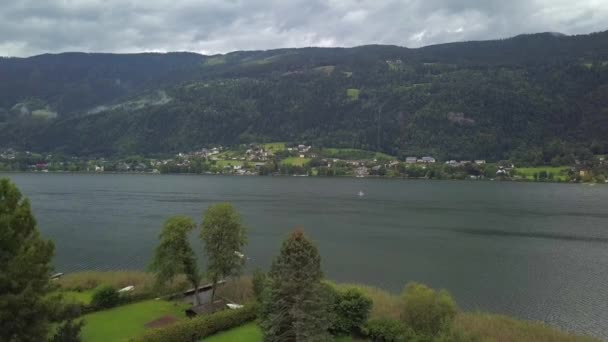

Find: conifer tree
[260,230,332,341]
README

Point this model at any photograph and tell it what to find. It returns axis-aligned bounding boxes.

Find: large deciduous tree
[0,178,55,341]
[200,203,247,301]
[260,230,332,342]
[150,215,202,304]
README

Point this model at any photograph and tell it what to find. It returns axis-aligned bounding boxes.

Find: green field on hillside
[262,142,286,152]
[214,160,244,168]
[515,166,570,180]
[322,148,393,160]
[281,157,311,166]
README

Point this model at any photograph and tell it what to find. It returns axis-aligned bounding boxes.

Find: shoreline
[0,170,604,185]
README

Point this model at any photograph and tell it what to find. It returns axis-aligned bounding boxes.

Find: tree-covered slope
[1,31,607,162]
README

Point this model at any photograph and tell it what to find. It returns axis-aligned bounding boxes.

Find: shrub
[90,286,120,309]
[363,318,415,342]
[330,287,373,335]
[50,319,85,342]
[134,303,258,342]
[401,282,458,337]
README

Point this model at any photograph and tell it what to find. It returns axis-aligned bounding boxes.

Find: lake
[3,173,608,339]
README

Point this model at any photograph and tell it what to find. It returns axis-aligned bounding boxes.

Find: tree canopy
[200,203,247,300]
[0,178,55,341]
[150,215,201,303]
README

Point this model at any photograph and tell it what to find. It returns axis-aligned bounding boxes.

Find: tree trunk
[192,280,201,305]
[211,277,217,302]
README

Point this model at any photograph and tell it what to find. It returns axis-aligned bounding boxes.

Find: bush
[134,303,258,342]
[330,287,373,335]
[363,318,415,342]
[50,319,85,342]
[90,286,120,309]
[401,282,458,337]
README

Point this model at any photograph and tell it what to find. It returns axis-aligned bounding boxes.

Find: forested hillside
[1,31,607,163]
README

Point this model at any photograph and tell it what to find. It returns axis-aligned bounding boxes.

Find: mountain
[1,31,607,163]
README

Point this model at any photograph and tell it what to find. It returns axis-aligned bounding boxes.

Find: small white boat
[358,191,365,197]
[118,285,135,293]
[226,303,243,310]
[234,251,245,259]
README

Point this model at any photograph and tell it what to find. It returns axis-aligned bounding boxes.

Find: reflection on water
[3,173,608,339]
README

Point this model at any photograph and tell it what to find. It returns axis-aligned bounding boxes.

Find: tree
[400,282,458,337]
[200,203,247,301]
[150,215,202,304]
[330,287,373,335]
[0,178,55,341]
[260,230,332,341]
[252,267,267,302]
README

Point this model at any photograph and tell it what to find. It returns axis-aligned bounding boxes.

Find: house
[474,160,486,165]
[355,166,369,177]
[405,157,417,164]
[421,156,436,163]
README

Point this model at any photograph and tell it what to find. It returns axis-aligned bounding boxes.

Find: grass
[215,160,244,168]
[81,299,189,342]
[322,148,394,161]
[281,157,311,166]
[515,166,570,181]
[216,276,254,304]
[202,322,263,342]
[55,270,189,297]
[56,271,156,292]
[61,290,94,304]
[346,88,360,100]
[262,142,286,152]
[456,313,599,342]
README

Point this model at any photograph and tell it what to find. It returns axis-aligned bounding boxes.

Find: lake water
[3,173,608,339]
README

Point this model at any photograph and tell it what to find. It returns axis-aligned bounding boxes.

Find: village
[0,143,605,183]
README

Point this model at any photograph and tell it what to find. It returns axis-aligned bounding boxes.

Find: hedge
[134,303,258,342]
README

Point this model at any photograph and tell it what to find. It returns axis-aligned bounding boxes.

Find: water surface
[4,173,608,339]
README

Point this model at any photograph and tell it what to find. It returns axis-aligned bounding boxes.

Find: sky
[1,0,607,57]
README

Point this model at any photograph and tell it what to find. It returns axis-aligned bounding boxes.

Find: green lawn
[215,160,244,168]
[515,166,570,181]
[62,290,94,305]
[322,148,394,160]
[203,323,262,341]
[262,142,286,152]
[281,157,311,166]
[202,323,352,342]
[81,300,188,342]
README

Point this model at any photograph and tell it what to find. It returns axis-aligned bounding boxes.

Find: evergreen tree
[260,230,332,342]
[0,178,55,341]
[150,215,202,304]
[200,203,247,301]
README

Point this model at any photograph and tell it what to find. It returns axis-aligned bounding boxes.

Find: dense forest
[1,31,607,163]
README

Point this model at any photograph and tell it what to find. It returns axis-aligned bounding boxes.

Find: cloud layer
[1,0,607,57]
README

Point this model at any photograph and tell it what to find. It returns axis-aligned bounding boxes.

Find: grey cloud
[0,0,606,57]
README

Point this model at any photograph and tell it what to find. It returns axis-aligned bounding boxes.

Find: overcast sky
[1,0,607,57]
